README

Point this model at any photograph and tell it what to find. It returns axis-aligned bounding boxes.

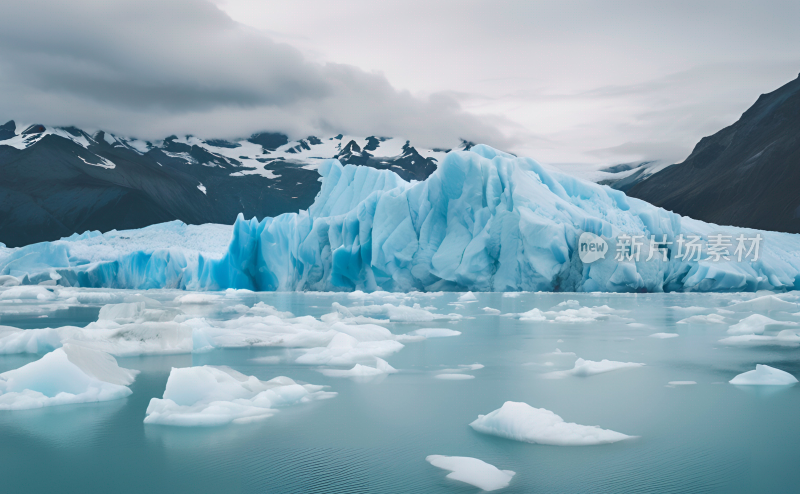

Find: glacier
[3,145,800,293]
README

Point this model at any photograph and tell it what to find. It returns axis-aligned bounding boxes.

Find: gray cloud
[218,0,800,164]
[0,0,509,148]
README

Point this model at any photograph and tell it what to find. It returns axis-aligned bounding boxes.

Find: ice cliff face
[3,145,800,292]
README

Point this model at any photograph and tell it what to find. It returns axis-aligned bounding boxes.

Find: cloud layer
[0,0,507,148]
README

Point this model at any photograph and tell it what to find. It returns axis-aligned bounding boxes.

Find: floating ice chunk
[247,302,294,318]
[434,373,474,380]
[667,306,709,313]
[439,363,484,372]
[544,358,644,378]
[409,327,461,338]
[0,275,20,287]
[502,293,521,298]
[678,314,726,324]
[70,320,195,357]
[144,366,335,426]
[320,357,397,378]
[0,343,137,410]
[555,300,580,308]
[719,330,800,347]
[295,332,404,366]
[544,348,576,356]
[332,302,461,322]
[517,308,546,322]
[482,307,501,314]
[730,364,798,385]
[0,286,55,301]
[727,295,798,312]
[667,381,696,386]
[469,401,635,445]
[0,326,77,354]
[458,292,477,302]
[188,313,335,350]
[98,302,181,324]
[426,455,515,491]
[57,289,125,305]
[250,355,282,364]
[727,314,797,335]
[546,306,616,323]
[650,333,679,339]
[174,293,221,305]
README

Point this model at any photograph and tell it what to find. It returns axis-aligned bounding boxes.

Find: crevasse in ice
[3,145,800,292]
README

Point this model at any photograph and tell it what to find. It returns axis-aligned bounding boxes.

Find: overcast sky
[1,0,798,165]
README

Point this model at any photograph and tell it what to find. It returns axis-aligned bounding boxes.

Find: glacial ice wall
[3,145,800,292]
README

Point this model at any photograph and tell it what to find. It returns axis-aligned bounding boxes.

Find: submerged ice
[4,145,800,293]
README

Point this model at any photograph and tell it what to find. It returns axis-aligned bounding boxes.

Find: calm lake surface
[2,289,799,493]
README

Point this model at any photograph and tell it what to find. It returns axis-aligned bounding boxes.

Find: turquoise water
[2,291,800,493]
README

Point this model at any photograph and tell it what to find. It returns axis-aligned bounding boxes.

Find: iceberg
[426,455,515,491]
[4,145,800,293]
[469,401,635,445]
[0,343,138,410]
[144,365,335,426]
[729,364,798,385]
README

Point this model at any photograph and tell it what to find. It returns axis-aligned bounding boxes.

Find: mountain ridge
[627,73,800,233]
[0,122,458,247]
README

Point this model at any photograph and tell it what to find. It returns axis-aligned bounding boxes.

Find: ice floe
[678,314,726,324]
[719,330,800,347]
[458,292,478,302]
[320,357,397,379]
[469,401,635,445]
[0,343,137,410]
[434,373,475,380]
[409,327,461,338]
[729,364,798,385]
[426,455,515,491]
[144,366,335,426]
[650,333,679,339]
[332,302,461,322]
[295,332,404,366]
[544,358,644,378]
[726,314,797,335]
[727,295,798,313]
[544,348,577,356]
[0,285,56,301]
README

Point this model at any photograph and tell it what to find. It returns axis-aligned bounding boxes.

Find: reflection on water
[1,290,800,493]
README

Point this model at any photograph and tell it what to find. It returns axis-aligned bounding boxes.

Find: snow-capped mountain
[0,121,461,247]
[627,73,800,233]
